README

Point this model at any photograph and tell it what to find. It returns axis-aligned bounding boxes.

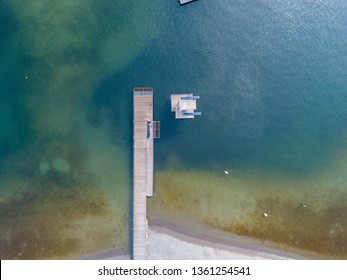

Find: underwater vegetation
[0,0,165,259]
[149,165,347,259]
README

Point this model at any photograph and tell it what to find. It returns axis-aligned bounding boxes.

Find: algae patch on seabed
[0,184,108,259]
[0,134,128,259]
[149,165,347,259]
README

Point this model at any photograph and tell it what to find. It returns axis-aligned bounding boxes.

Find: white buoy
[263,212,268,218]
[224,170,233,186]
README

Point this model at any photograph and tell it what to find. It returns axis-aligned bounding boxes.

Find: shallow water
[1,0,347,259]
[0,0,167,259]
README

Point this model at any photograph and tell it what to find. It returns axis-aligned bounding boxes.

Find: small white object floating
[170,93,201,119]
[263,212,268,218]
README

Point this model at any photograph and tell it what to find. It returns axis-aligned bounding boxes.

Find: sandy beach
[146,220,306,260]
[84,219,306,260]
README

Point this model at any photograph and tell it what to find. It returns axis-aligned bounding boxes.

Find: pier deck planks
[132,88,154,260]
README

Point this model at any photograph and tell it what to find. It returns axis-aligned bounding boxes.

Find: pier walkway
[132,87,156,260]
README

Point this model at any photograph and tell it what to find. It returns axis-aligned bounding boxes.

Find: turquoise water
[1,0,347,258]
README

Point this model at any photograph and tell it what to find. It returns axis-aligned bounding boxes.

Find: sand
[84,220,305,260]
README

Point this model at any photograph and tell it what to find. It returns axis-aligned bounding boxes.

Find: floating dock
[132,87,159,260]
[170,93,201,119]
[178,0,197,5]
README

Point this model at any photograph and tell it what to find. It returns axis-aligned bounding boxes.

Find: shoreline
[82,218,310,260]
[147,219,306,260]
[81,248,130,260]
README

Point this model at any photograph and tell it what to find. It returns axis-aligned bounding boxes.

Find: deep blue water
[96,0,347,174]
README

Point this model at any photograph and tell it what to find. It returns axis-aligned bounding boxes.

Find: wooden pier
[132,87,158,259]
